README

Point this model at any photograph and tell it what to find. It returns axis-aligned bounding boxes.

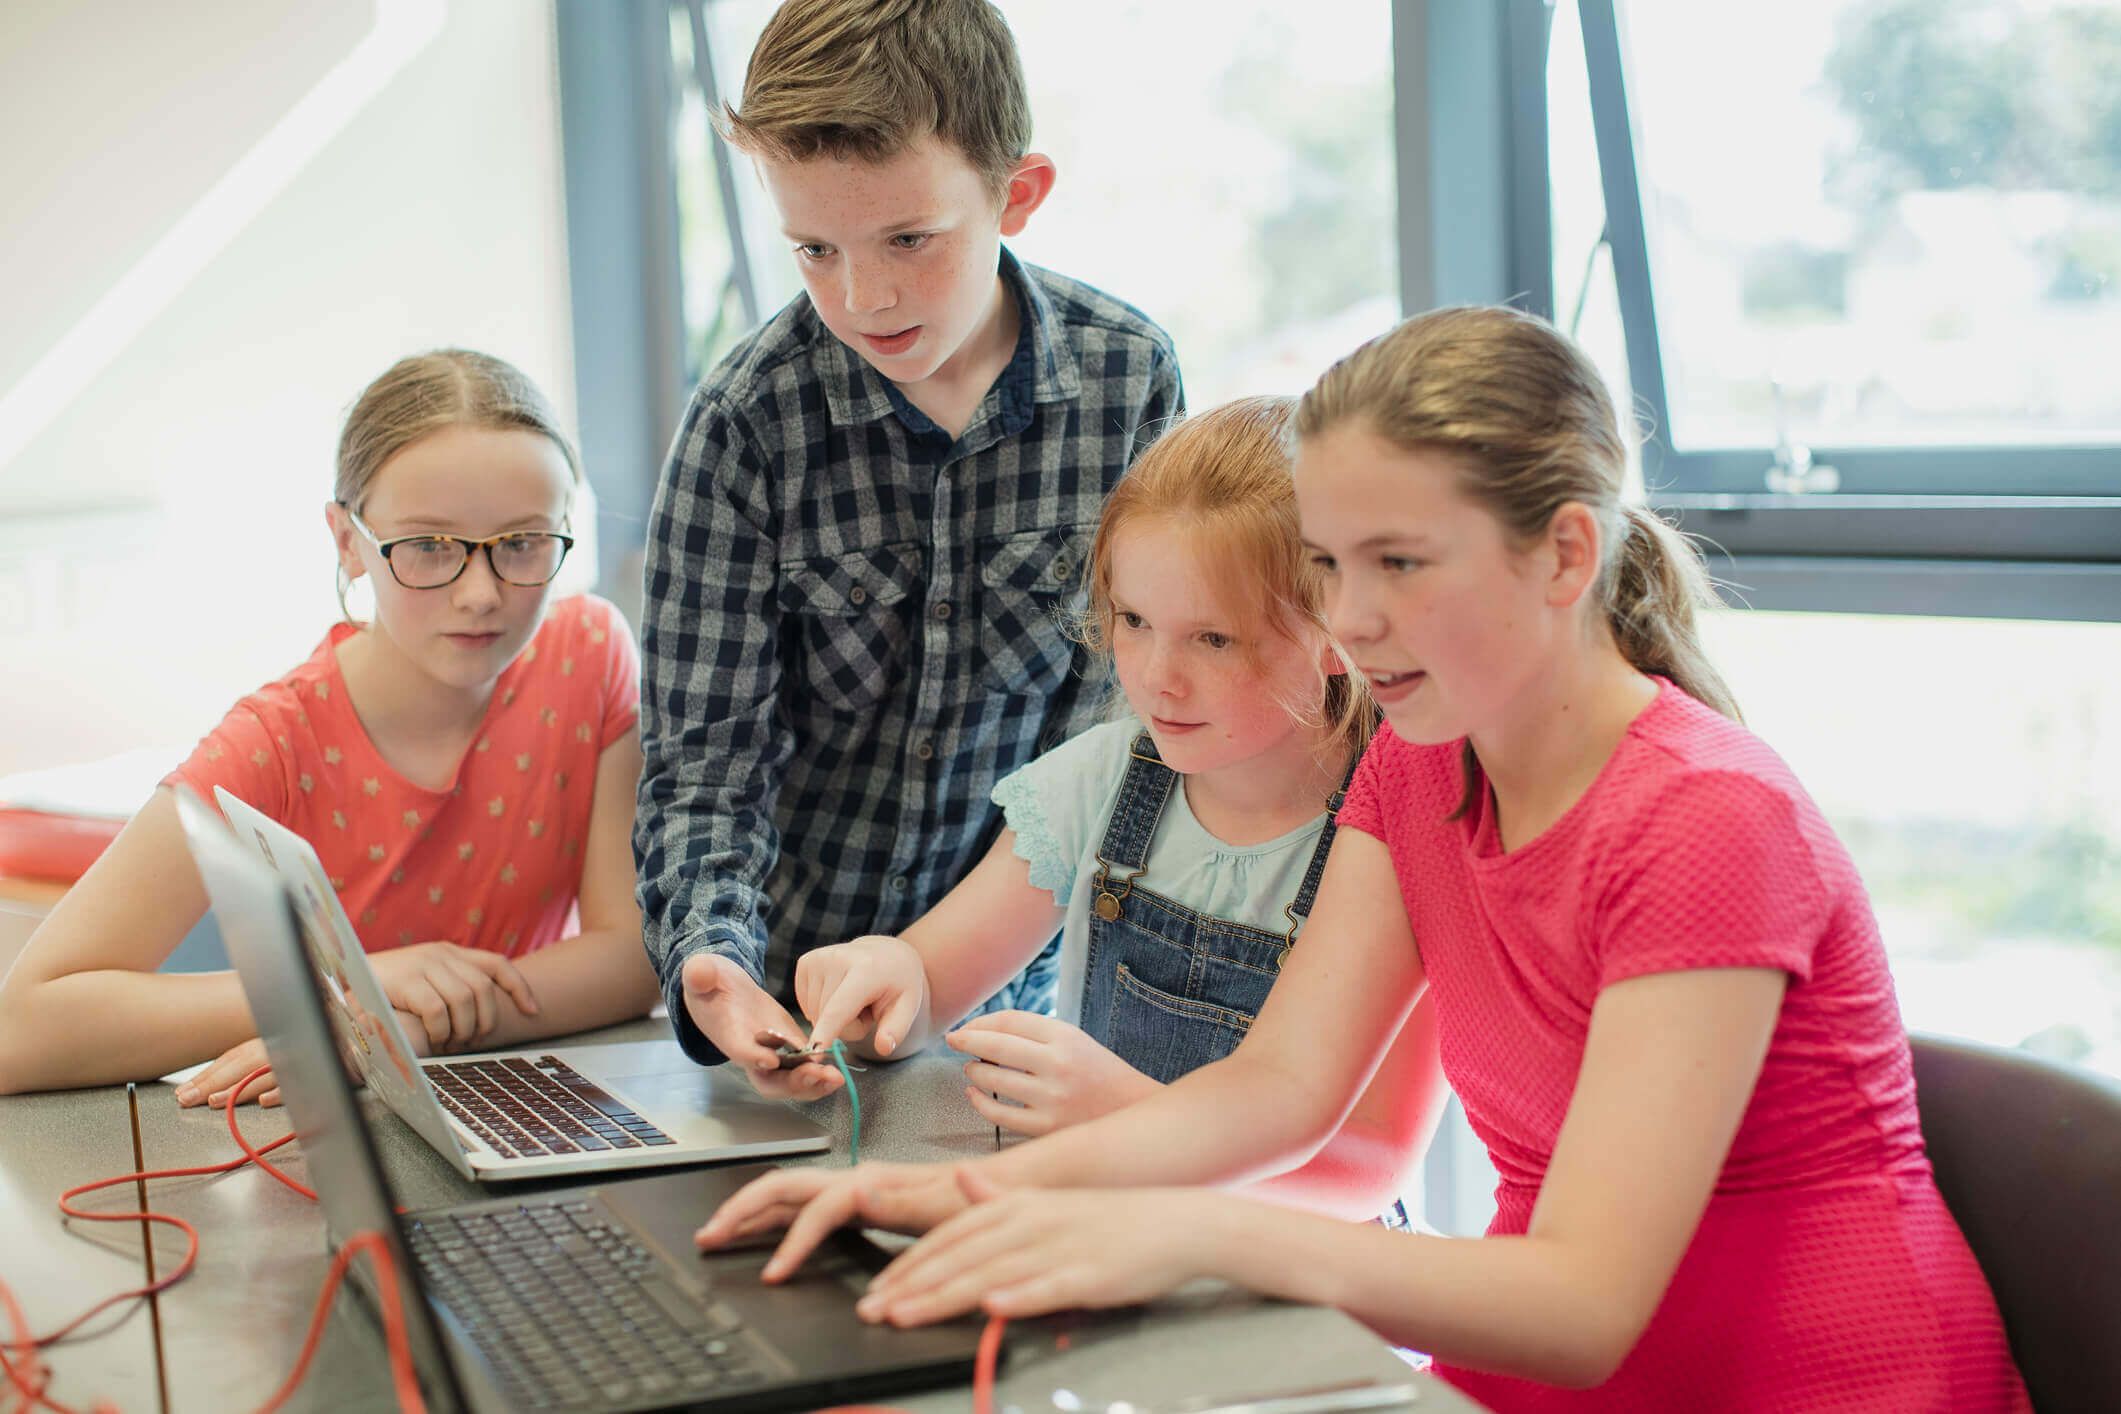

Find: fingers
[867,1199,1015,1305]
[747,1059,843,1102]
[792,950,833,1029]
[392,1009,436,1058]
[401,981,452,1052]
[875,987,924,1058]
[432,965,479,1048]
[964,1084,1048,1137]
[209,1065,279,1109]
[953,1010,1057,1040]
[460,950,539,1016]
[867,1247,1056,1327]
[179,1042,268,1108]
[960,1060,1040,1103]
[762,1180,868,1282]
[176,1059,237,1108]
[804,977,880,1056]
[945,1025,1047,1072]
[694,1168,836,1249]
[980,1265,1095,1320]
[737,1061,810,1100]
[442,954,498,1040]
[681,957,784,1069]
[849,1174,964,1235]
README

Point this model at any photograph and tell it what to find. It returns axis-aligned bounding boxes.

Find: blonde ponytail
[1608,503,1740,721]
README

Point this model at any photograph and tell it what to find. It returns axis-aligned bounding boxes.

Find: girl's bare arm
[0,789,252,1093]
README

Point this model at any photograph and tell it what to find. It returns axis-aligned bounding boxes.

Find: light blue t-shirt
[991,718,1332,1023]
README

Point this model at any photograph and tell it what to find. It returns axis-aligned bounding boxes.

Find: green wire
[829,1039,860,1165]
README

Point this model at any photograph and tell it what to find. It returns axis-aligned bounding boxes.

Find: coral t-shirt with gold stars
[166,594,639,959]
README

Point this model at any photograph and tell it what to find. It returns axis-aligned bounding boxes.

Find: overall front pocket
[1107,959,1272,1086]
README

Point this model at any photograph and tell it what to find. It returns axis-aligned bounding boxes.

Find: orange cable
[0,1066,418,1413]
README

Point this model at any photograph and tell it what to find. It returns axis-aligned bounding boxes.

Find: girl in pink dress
[696,307,2030,1411]
[0,352,656,1106]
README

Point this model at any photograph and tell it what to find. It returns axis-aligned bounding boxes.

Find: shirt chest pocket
[977,524,1092,695]
[776,543,923,716]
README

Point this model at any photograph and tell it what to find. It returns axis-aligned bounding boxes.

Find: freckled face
[335,425,574,693]
[1295,423,1551,746]
[758,136,1009,387]
[1106,518,1322,775]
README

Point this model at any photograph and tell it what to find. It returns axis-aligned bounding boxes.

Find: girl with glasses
[0,351,658,1106]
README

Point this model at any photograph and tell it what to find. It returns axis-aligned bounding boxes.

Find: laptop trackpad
[571,1041,770,1111]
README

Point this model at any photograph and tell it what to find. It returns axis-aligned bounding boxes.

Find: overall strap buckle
[1090,858,1146,922]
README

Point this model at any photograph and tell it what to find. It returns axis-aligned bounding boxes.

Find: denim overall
[1073,732,1413,1230]
[1077,733,1345,1084]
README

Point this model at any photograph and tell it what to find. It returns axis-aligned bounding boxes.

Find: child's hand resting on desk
[946,1012,1160,1138]
[175,1037,281,1109]
[693,1160,991,1282]
[369,941,539,1054]
[794,935,929,1058]
[681,952,843,1101]
[859,1174,1214,1327]
[175,1003,440,1110]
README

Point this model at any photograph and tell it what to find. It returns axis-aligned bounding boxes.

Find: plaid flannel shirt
[637,248,1183,1062]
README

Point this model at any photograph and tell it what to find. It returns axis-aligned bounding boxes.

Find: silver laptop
[181,785,990,1412]
[198,787,827,1181]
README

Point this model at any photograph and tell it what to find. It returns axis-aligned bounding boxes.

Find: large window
[1579,0,2121,614]
[1622,0,2121,458]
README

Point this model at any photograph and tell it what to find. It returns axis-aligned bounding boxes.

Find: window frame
[1578,0,2121,621]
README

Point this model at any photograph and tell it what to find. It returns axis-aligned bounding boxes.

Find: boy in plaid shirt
[636,0,1182,1092]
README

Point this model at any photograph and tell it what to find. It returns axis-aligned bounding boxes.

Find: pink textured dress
[1336,679,2028,1412]
[166,595,638,960]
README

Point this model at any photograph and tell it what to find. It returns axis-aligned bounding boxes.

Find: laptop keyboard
[408,1198,769,1409]
[428,1055,676,1160]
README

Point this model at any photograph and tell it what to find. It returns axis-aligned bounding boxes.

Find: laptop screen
[175,787,470,1411]
[212,788,451,1147]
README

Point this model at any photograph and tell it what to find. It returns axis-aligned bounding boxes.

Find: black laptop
[179,787,989,1413]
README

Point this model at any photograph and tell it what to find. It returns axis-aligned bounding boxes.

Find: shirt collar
[815,246,1082,431]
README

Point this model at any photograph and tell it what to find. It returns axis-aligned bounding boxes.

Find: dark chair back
[1910,1032,2121,1413]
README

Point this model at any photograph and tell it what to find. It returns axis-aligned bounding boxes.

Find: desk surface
[0,1085,164,1406]
[4,1019,1479,1414]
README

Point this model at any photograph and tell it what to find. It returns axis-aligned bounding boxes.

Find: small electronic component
[755,1030,830,1069]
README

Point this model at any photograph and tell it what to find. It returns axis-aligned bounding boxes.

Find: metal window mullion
[1580,0,1678,491]
[1394,0,1558,316]
[682,0,760,331]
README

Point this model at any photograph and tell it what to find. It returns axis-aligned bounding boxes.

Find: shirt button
[889,876,908,893]
[1050,558,1072,582]
[849,585,868,605]
[915,739,935,761]
[932,600,953,621]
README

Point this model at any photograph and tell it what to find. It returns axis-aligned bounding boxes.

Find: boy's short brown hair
[720,0,1032,198]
